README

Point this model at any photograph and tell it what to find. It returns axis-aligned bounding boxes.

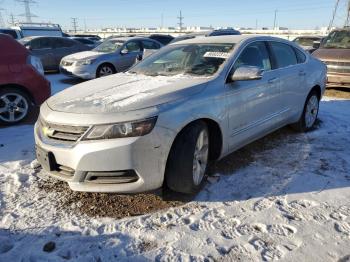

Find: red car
[0,33,51,125]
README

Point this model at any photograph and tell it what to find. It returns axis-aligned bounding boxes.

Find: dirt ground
[37,87,350,220]
[325,86,350,99]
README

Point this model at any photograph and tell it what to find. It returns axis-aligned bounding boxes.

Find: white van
[12,22,63,38]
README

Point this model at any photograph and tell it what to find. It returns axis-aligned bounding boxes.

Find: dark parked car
[19,36,90,71]
[72,34,102,42]
[170,29,241,43]
[148,34,174,45]
[0,34,50,125]
[70,37,100,49]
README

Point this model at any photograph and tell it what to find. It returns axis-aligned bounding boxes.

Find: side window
[30,39,40,49]
[234,41,271,71]
[294,48,306,64]
[125,41,141,52]
[54,38,74,48]
[142,40,160,50]
[270,42,298,68]
[33,38,53,49]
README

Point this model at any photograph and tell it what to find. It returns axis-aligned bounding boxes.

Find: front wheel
[96,64,116,78]
[165,121,209,194]
[291,90,320,132]
[0,88,32,125]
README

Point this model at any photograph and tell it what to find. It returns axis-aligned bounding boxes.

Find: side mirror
[121,49,128,55]
[229,66,263,82]
[26,45,32,50]
[313,41,321,49]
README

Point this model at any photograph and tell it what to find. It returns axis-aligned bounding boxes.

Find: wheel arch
[0,83,35,105]
[166,117,224,165]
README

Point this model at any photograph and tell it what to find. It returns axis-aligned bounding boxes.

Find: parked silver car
[59,37,163,79]
[35,35,327,194]
[19,36,90,71]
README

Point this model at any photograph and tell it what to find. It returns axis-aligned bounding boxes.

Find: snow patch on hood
[47,73,209,114]
[63,51,102,61]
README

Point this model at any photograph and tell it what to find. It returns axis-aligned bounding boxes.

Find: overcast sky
[1,0,348,30]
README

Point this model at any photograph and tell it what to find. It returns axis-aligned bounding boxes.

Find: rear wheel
[291,90,320,132]
[0,88,32,125]
[96,64,116,78]
[165,121,209,194]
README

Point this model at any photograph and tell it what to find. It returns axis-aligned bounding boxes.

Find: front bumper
[327,73,350,88]
[34,121,175,193]
[60,64,97,80]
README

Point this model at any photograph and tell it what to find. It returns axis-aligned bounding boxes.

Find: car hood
[47,73,210,114]
[313,48,350,62]
[63,50,103,61]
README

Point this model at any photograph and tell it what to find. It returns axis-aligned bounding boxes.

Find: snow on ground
[0,73,350,261]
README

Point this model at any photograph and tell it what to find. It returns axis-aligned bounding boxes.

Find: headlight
[82,117,157,140]
[28,55,44,75]
[76,59,95,66]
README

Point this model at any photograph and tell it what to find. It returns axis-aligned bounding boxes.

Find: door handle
[268,77,278,84]
[299,70,306,76]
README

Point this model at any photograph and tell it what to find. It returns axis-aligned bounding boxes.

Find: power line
[16,0,37,23]
[71,17,78,33]
[345,0,350,27]
[328,0,341,31]
[177,10,184,32]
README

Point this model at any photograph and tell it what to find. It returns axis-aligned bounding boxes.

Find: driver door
[117,40,142,71]
[225,41,282,150]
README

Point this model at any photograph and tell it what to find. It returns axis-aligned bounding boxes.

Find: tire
[165,121,209,194]
[96,64,116,78]
[291,90,320,132]
[0,88,33,126]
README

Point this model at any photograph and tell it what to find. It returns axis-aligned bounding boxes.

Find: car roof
[169,35,285,45]
[108,36,161,42]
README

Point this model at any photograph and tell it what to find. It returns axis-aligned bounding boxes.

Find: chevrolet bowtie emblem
[42,126,55,137]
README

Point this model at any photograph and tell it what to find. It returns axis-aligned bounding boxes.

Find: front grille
[323,60,350,74]
[61,60,74,66]
[39,118,89,144]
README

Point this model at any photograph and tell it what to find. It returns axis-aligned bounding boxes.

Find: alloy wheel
[305,95,319,128]
[192,129,209,186]
[0,93,29,123]
[99,66,114,77]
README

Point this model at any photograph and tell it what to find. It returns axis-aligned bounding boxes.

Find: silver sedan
[59,37,163,79]
[35,35,327,194]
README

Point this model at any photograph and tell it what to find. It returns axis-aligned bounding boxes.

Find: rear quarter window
[294,48,307,64]
[269,42,298,69]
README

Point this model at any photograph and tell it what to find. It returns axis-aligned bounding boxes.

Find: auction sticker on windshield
[203,52,231,59]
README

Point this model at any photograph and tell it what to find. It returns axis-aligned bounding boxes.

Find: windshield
[130,43,234,77]
[294,37,320,47]
[93,39,124,53]
[322,30,350,49]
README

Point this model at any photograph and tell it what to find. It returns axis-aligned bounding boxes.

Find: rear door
[268,41,305,117]
[30,38,56,70]
[225,41,282,150]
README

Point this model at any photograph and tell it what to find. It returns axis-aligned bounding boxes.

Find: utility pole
[345,0,350,27]
[9,13,16,25]
[273,9,278,30]
[16,0,37,23]
[71,17,78,33]
[0,8,5,27]
[255,19,258,30]
[161,13,164,29]
[177,10,184,32]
